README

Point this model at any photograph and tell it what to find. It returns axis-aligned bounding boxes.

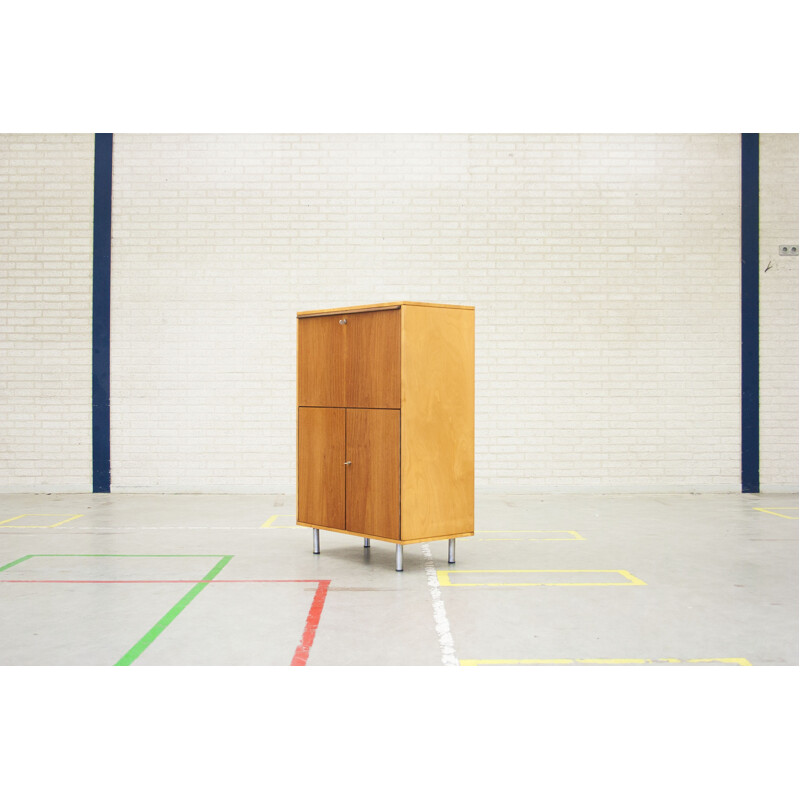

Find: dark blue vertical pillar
[741,133,759,493]
[92,133,113,493]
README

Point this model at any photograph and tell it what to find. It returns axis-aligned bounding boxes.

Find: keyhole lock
[344,461,352,466]
[339,318,347,325]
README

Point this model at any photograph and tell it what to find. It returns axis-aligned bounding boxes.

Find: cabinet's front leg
[313,528,320,554]
[395,544,403,572]
[364,538,370,548]
[448,538,456,564]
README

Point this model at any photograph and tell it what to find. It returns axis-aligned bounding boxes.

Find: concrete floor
[0,491,796,666]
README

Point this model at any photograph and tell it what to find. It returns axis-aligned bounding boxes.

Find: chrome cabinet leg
[313,528,320,554]
[448,538,456,563]
[364,538,370,548]
[395,544,403,572]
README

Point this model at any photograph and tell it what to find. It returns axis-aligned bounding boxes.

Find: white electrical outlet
[779,245,798,256]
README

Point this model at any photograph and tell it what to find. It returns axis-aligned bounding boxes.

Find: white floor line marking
[421,543,458,666]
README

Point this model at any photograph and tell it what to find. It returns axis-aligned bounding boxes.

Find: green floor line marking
[114,555,233,666]
[0,555,35,573]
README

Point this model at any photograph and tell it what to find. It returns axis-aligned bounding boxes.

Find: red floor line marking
[1,576,332,666]
[291,580,331,667]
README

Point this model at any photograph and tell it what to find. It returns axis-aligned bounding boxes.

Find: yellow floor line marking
[260,515,302,529]
[460,657,752,666]
[0,514,84,528]
[437,569,646,587]
[752,507,799,520]
[47,515,84,528]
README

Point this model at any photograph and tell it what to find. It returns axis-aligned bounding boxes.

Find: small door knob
[339,318,347,325]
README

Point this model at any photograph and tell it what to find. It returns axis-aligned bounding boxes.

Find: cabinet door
[297,315,346,406]
[345,409,400,539]
[297,407,345,529]
[345,310,400,408]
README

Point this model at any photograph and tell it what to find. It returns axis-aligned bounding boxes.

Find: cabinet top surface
[297,301,475,318]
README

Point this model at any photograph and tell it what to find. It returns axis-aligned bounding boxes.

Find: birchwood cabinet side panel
[298,314,346,406]
[345,309,401,409]
[345,409,400,539]
[297,407,346,530]
[401,306,474,540]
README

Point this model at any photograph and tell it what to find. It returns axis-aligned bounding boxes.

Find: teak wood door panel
[345,310,400,409]
[297,315,346,407]
[298,309,399,409]
[345,409,400,539]
[297,407,345,530]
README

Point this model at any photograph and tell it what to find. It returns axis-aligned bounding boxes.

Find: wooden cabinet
[297,407,345,530]
[296,301,474,570]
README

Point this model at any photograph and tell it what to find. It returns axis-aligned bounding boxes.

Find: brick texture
[0,134,94,491]
[2,134,795,493]
[759,133,799,491]
[110,134,751,492]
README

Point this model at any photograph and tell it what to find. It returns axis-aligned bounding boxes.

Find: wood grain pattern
[295,521,471,545]
[297,301,474,548]
[297,301,473,318]
[400,305,474,541]
[297,407,345,530]
[345,309,401,408]
[297,314,346,406]
[345,409,400,539]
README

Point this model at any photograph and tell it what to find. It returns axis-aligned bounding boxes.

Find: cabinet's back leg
[448,538,456,564]
[364,538,370,548]
[313,528,320,554]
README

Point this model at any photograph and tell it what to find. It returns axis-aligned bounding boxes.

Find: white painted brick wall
[3,134,792,494]
[110,134,754,492]
[759,133,798,491]
[0,134,94,491]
